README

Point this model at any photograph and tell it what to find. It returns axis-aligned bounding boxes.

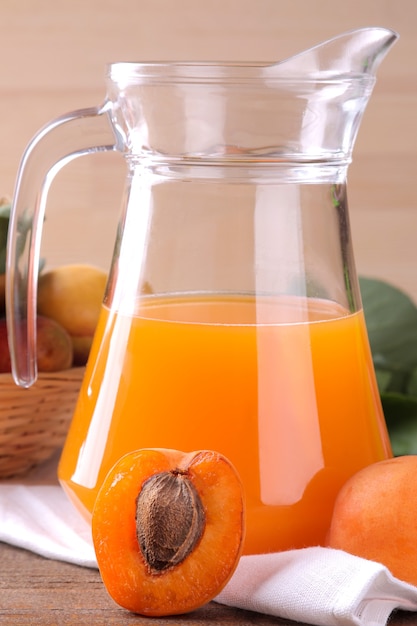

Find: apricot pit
[92,448,245,616]
[136,469,206,573]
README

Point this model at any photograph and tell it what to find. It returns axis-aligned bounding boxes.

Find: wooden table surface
[1,542,417,626]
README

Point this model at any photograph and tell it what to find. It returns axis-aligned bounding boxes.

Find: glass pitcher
[7,27,398,554]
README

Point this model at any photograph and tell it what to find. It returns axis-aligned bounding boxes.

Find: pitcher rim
[105,26,398,85]
[106,62,378,86]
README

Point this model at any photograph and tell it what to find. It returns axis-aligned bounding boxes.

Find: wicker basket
[0,367,85,478]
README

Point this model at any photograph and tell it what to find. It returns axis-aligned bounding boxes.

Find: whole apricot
[327,455,417,586]
[37,264,107,366]
[92,448,245,616]
[0,315,73,373]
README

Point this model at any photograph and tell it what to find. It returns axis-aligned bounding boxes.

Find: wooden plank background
[1,0,416,298]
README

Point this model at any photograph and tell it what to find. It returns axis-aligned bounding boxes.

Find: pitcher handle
[6,103,117,387]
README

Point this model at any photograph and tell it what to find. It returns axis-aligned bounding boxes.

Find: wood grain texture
[1,542,417,626]
[0,0,415,296]
[0,543,300,625]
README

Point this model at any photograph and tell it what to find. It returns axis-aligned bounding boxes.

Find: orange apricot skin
[327,455,417,586]
[92,448,245,616]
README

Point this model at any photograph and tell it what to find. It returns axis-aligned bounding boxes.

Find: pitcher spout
[268,27,399,78]
[255,27,398,167]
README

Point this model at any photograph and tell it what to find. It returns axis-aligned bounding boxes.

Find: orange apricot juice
[58,293,391,554]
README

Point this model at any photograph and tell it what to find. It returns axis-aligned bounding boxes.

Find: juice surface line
[58,294,392,554]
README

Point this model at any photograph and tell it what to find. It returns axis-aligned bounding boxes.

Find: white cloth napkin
[1,458,417,626]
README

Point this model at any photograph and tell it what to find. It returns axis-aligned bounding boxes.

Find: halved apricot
[92,448,245,616]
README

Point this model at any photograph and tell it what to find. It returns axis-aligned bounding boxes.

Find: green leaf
[360,277,417,390]
[375,369,392,393]
[359,277,417,455]
[406,367,417,397]
[0,218,9,275]
[0,204,10,217]
[381,392,417,455]
[0,203,45,278]
[0,204,10,274]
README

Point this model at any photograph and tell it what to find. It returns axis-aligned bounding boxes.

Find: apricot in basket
[0,315,73,373]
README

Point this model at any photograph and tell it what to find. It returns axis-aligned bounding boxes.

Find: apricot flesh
[92,448,245,616]
[327,455,417,586]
